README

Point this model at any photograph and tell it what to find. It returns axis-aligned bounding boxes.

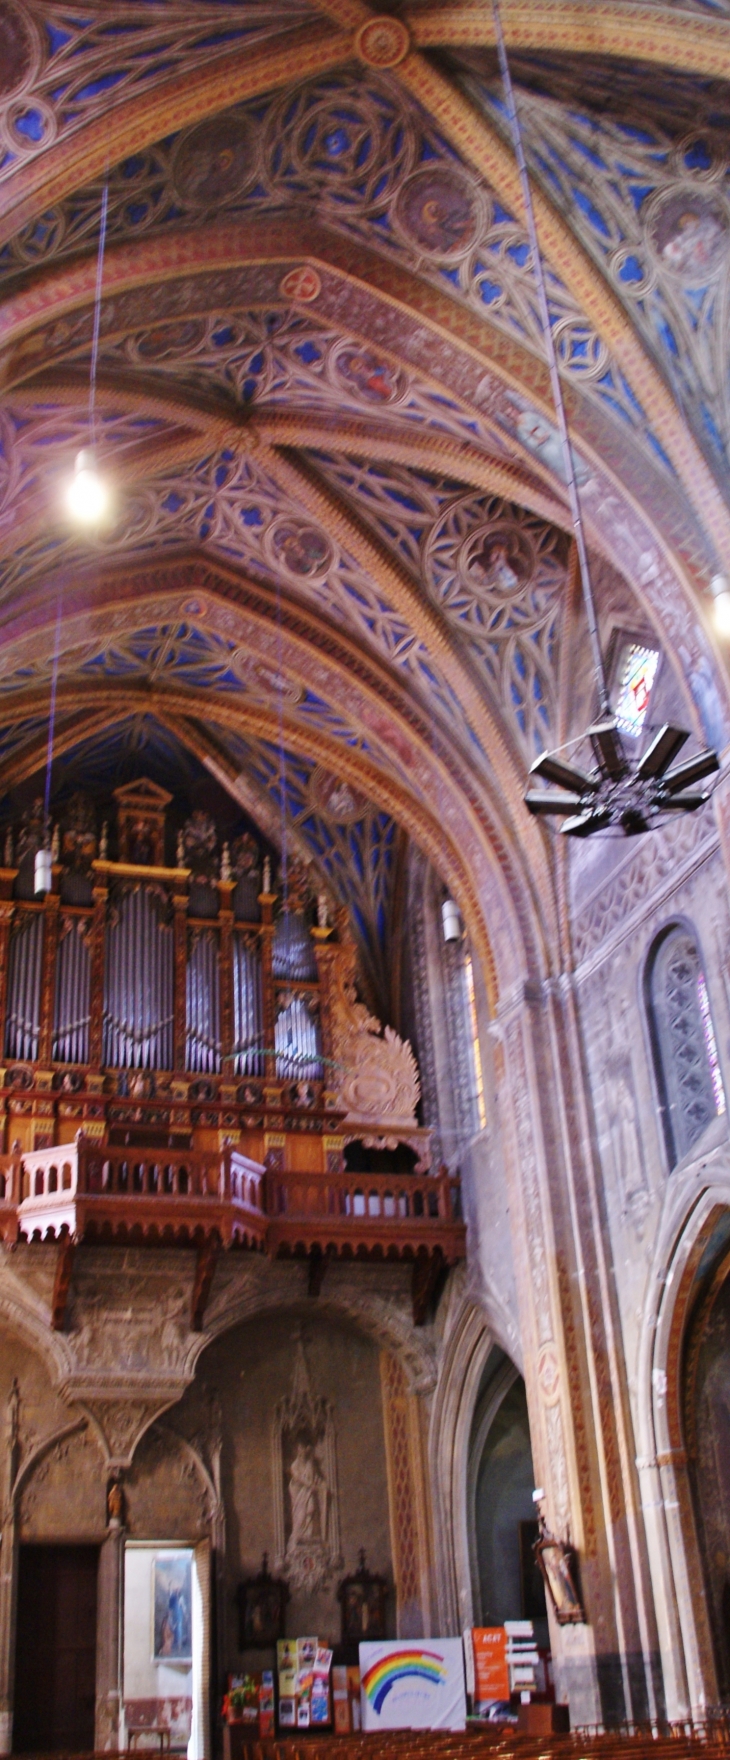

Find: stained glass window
[464,951,487,1133]
[647,926,725,1168]
[614,642,660,737]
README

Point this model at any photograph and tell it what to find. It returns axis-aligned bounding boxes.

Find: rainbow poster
[359,1641,466,1731]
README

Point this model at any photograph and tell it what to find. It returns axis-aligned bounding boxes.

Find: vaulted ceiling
[1,0,730,1011]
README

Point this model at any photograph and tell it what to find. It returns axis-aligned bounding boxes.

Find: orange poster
[472,1627,509,1701]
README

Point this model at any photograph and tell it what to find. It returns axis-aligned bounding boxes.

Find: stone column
[95,1495,125,1752]
[495,976,661,1727]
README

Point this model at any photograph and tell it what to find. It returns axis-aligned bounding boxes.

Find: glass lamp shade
[442,898,461,943]
[34,846,52,896]
[66,449,109,525]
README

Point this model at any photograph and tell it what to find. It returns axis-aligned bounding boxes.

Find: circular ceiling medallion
[308,766,370,822]
[647,185,729,280]
[267,519,333,581]
[355,16,410,68]
[0,4,34,99]
[172,116,256,207]
[394,165,480,259]
[279,265,321,303]
[459,522,535,598]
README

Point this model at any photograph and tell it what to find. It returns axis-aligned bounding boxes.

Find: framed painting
[153,1552,193,1663]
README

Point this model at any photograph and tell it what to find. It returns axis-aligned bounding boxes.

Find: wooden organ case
[0,781,464,1322]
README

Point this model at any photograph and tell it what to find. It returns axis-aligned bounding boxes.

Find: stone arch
[427,1298,495,1633]
[184,1271,438,1396]
[636,1166,730,1717]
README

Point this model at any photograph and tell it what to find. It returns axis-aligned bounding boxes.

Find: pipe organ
[0,779,336,1161]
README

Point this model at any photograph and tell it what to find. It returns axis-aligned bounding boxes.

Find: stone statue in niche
[289,1440,329,1549]
[272,1334,342,1594]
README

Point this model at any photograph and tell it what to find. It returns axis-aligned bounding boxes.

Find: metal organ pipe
[103,887,173,1069]
[275,996,323,1081]
[53,921,91,1065]
[5,913,44,1062]
[186,931,221,1073]
[233,933,264,1076]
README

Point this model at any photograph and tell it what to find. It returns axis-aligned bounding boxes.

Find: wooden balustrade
[0,1140,464,1284]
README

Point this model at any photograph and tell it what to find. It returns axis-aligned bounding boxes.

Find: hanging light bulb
[442,897,461,943]
[711,573,730,637]
[34,843,52,897]
[65,449,109,526]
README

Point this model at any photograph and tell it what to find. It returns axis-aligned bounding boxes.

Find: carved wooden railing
[3,1138,267,1249]
[264,1166,464,1261]
[0,1140,465,1322]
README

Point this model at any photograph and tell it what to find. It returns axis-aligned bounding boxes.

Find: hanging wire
[88,179,109,454]
[491,0,610,718]
[42,594,63,841]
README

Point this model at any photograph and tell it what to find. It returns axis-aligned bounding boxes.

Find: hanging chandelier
[492,1,720,837]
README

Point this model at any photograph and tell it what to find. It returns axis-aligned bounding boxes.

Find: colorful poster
[359,1641,466,1731]
[472,1628,509,1703]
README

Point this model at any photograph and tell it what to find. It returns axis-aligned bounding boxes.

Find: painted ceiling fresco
[1,0,730,1002]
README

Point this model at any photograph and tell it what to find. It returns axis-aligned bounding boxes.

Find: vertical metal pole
[492,0,610,717]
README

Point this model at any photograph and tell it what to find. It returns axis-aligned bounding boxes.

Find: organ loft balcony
[0,778,464,1328]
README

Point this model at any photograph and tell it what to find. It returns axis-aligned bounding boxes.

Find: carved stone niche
[325,939,431,1167]
[272,1334,342,1594]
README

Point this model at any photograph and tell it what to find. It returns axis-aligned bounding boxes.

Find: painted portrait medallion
[172,116,256,207]
[268,520,333,580]
[648,188,728,280]
[232,651,303,704]
[393,165,480,258]
[333,344,405,406]
[460,523,535,599]
[308,765,370,822]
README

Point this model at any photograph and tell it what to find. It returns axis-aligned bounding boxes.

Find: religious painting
[268,520,333,580]
[505,394,592,487]
[462,525,534,598]
[394,166,479,258]
[308,765,370,823]
[649,189,728,280]
[337,1552,389,1643]
[334,345,404,406]
[172,116,256,206]
[272,1333,342,1593]
[152,1553,193,1662]
[136,320,207,362]
[236,1556,289,1649]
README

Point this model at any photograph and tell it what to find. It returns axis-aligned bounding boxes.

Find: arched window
[646,924,726,1167]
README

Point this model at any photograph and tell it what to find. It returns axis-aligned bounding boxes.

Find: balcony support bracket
[307,1244,330,1299]
[412,1247,445,1326]
[51,1237,76,1331]
[191,1236,220,1332]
